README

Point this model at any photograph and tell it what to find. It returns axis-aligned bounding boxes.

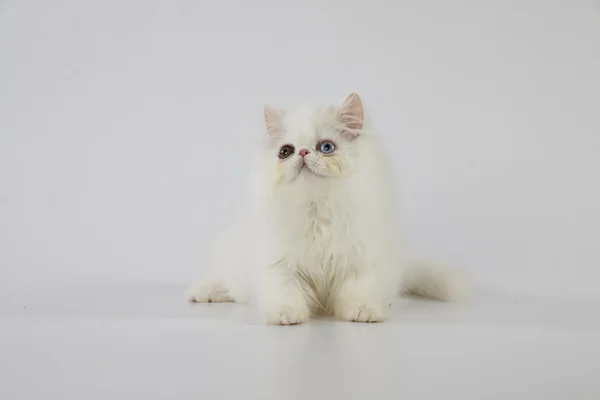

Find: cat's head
[263,93,364,183]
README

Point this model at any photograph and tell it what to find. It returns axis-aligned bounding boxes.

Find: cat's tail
[401,261,470,301]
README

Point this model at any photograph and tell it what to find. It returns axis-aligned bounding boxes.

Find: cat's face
[264,93,364,184]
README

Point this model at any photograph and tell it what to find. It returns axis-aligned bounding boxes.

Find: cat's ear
[264,105,285,138]
[338,93,364,138]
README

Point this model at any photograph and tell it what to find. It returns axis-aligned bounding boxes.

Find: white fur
[188,94,468,325]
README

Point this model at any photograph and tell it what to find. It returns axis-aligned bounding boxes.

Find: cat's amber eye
[278,144,295,159]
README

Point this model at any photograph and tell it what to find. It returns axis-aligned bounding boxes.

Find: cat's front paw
[336,302,387,323]
[187,280,234,303]
[266,306,310,325]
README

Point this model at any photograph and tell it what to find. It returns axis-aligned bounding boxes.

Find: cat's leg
[187,251,241,303]
[187,227,250,303]
[332,270,390,323]
[187,263,250,303]
[187,279,236,303]
[258,267,311,325]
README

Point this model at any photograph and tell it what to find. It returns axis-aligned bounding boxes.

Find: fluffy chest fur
[264,181,374,308]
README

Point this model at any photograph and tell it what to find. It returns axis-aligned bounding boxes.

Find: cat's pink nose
[299,149,310,157]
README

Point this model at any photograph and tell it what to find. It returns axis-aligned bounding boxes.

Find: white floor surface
[1,284,599,400]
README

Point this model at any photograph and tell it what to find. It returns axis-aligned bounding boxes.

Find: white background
[2,2,600,400]
[1,0,600,298]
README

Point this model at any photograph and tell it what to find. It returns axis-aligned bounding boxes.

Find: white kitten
[188,93,468,325]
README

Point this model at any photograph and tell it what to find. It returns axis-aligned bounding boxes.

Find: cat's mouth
[299,162,313,173]
[299,163,321,178]
[296,159,327,179]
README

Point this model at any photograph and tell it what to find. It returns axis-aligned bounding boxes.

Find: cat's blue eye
[319,141,335,154]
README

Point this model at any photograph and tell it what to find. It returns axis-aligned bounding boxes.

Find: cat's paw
[187,281,234,303]
[265,304,310,325]
[336,302,387,323]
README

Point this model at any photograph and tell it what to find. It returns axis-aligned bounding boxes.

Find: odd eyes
[279,144,295,159]
[278,140,337,159]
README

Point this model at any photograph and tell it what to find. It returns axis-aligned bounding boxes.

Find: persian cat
[188,93,467,325]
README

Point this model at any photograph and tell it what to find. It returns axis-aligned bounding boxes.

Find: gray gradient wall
[1,0,599,299]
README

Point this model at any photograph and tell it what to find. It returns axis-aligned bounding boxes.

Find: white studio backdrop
[1,0,599,299]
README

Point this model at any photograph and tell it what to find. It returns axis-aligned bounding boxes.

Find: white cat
[188,93,468,325]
